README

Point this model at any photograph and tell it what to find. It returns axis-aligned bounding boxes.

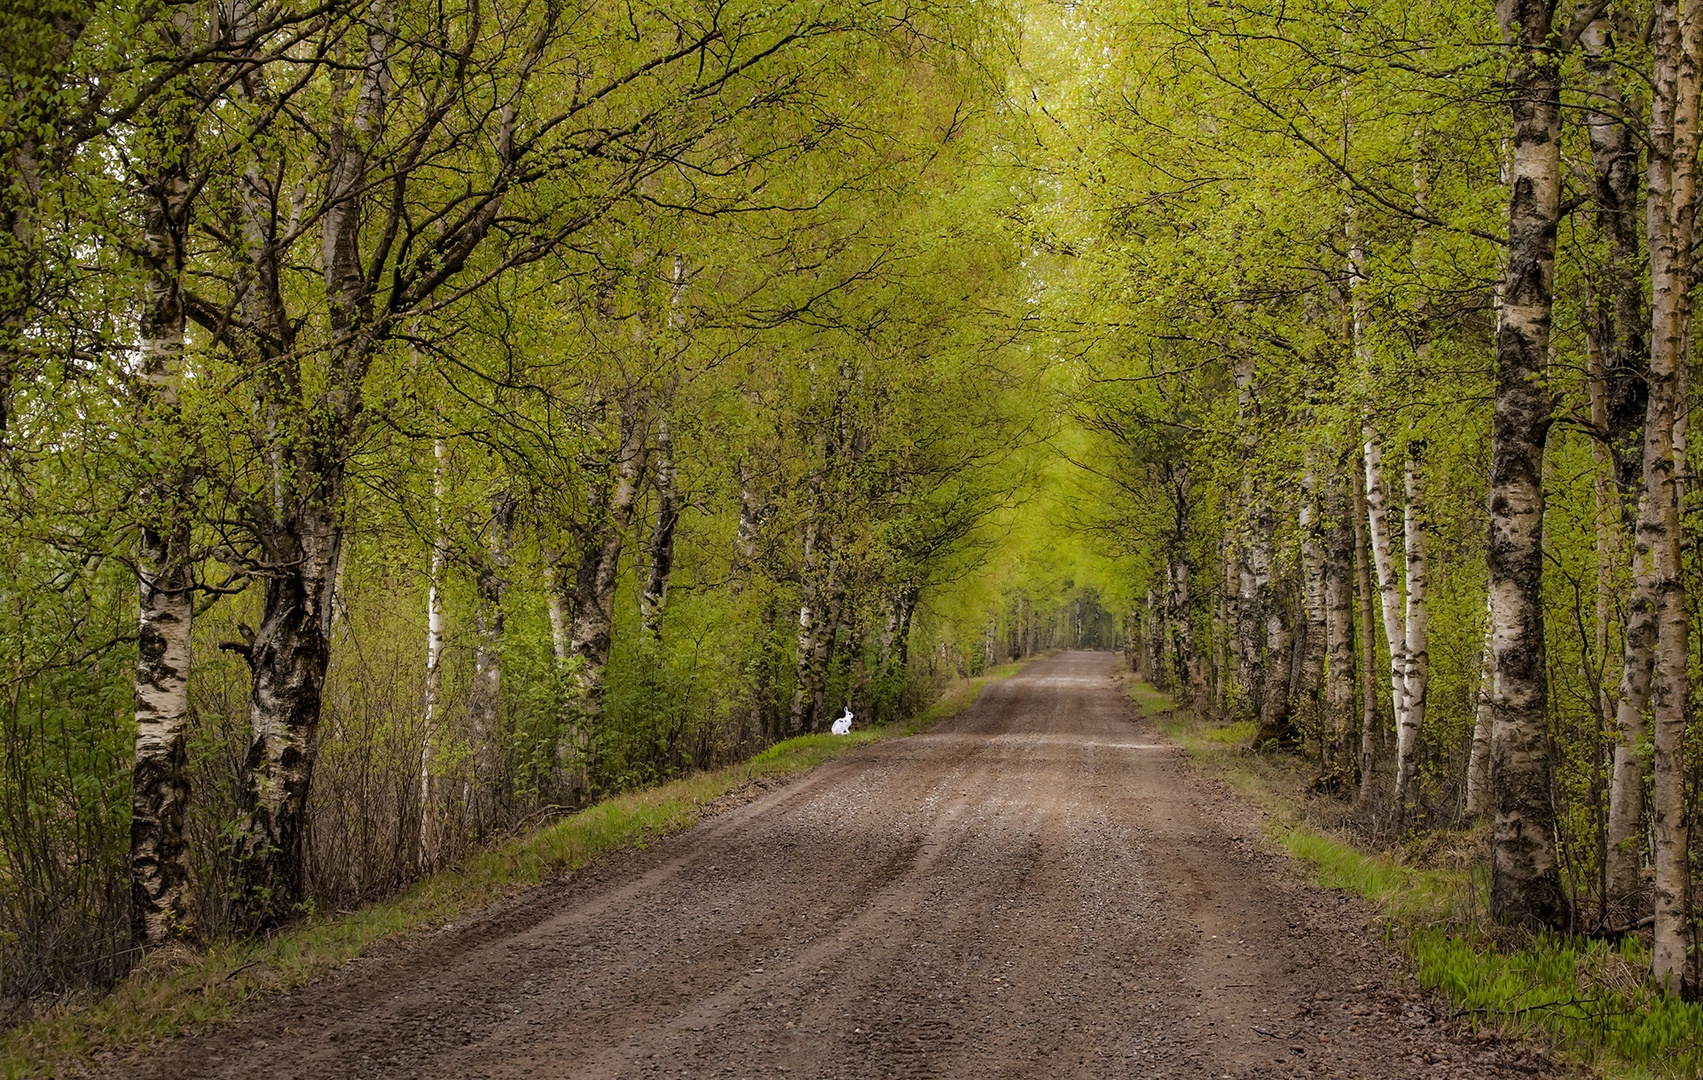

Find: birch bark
[787,468,826,735]
[562,399,648,799]
[208,0,539,918]
[1258,582,1294,745]
[1640,0,1701,991]
[1348,208,1403,810]
[889,587,919,673]
[1297,451,1329,747]
[1580,3,1650,498]
[1362,428,1408,778]
[467,492,515,832]
[639,419,680,640]
[639,259,688,640]
[1232,352,1274,727]
[1606,557,1657,913]
[1171,560,1205,703]
[1466,604,1495,818]
[733,460,764,588]
[1488,0,1569,929]
[227,1,395,917]
[1143,586,1162,684]
[1218,542,1236,719]
[1324,466,1357,777]
[1394,440,1430,820]
[543,543,570,665]
[419,436,447,866]
[1234,534,1263,722]
[1351,455,1381,807]
[132,46,197,946]
[1579,0,1660,917]
[1161,462,1208,703]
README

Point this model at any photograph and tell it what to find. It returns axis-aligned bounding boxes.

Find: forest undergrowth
[0,663,1022,1079]
[1129,677,1703,1080]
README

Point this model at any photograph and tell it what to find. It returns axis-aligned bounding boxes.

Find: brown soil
[113,651,1561,1079]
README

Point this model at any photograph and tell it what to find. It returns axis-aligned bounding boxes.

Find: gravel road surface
[119,651,1554,1079]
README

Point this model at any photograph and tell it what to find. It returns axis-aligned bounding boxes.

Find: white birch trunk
[562,397,648,797]
[1298,451,1329,744]
[788,497,826,735]
[132,33,198,946]
[1324,466,1357,775]
[1348,210,1403,809]
[639,418,679,640]
[1581,0,1655,923]
[1232,350,1272,726]
[467,492,514,832]
[1642,0,1701,991]
[1351,461,1381,806]
[1394,439,1429,819]
[418,435,447,866]
[545,548,570,666]
[1488,0,1569,929]
[1465,601,1494,818]
[1362,427,1409,766]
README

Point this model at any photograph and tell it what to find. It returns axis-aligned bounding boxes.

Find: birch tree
[1636,0,1701,991]
[130,21,199,947]
[1580,0,1657,921]
[1486,0,1568,930]
[1394,438,1429,822]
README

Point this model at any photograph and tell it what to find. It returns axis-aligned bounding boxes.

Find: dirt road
[121,652,1549,1079]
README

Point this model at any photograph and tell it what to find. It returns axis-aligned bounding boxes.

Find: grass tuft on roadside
[1127,675,1703,1080]
[0,663,1020,1080]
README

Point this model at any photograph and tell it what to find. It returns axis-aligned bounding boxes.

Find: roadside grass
[1127,676,1703,1080]
[1,662,1021,1079]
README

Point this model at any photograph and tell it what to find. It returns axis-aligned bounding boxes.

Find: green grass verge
[2,663,1022,1079]
[1126,675,1703,1080]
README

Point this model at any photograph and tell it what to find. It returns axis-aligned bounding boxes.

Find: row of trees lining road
[0,0,1038,1013]
[1027,0,1703,994]
[22,0,1703,1029]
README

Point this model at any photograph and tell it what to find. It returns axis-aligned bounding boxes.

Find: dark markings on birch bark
[639,419,680,640]
[1324,464,1358,782]
[732,458,765,590]
[1488,0,1569,930]
[1294,447,1328,756]
[1232,351,1273,729]
[563,397,649,799]
[230,505,342,923]
[1466,600,1495,819]
[1640,0,1700,993]
[1351,461,1382,809]
[227,0,393,923]
[788,467,827,736]
[1394,438,1430,826]
[132,43,198,945]
[468,492,516,834]
[1580,1,1660,918]
[1580,5,1650,500]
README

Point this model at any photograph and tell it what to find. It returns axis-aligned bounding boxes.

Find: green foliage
[1021,0,1703,974]
[1145,680,1703,1078]
[0,662,1016,1077]
[1413,931,1703,1078]
[1202,720,1258,746]
[0,0,1050,1012]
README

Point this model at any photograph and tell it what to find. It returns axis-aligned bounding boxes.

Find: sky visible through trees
[2,0,1703,1039]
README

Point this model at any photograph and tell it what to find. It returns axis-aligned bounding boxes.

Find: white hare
[830,707,854,735]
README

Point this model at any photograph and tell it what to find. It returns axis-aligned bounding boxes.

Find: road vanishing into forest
[120,652,1556,1079]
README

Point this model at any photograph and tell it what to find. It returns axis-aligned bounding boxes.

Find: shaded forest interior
[6,0,1703,1036]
